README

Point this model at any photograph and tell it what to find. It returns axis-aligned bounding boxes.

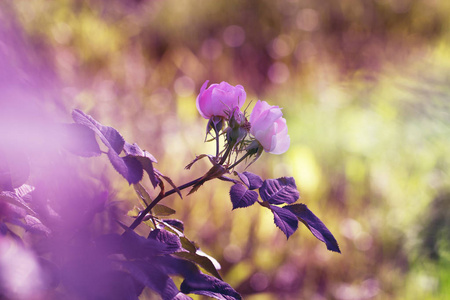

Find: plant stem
[227,150,253,170]
[218,143,233,165]
[214,127,220,159]
[129,176,203,230]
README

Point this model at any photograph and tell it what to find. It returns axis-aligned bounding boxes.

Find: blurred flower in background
[1,0,450,299]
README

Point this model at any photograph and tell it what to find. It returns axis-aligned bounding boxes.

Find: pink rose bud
[249,100,290,154]
[196,80,246,119]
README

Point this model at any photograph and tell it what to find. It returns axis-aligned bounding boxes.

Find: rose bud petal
[249,100,290,154]
[196,80,246,119]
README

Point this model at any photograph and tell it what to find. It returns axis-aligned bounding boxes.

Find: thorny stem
[129,176,203,230]
[130,135,251,230]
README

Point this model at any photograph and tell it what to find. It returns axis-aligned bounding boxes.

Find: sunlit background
[1,0,450,299]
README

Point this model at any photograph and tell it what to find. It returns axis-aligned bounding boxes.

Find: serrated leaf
[229,184,258,209]
[120,227,173,258]
[180,273,241,300]
[61,123,102,157]
[72,110,143,184]
[148,229,181,253]
[123,142,157,163]
[237,172,263,190]
[259,177,299,205]
[72,109,125,154]
[284,204,340,253]
[125,143,159,188]
[269,205,298,239]
[107,151,143,184]
[174,252,222,280]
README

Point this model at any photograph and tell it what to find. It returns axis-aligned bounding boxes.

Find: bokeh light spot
[174,76,195,97]
[51,22,72,45]
[201,38,223,60]
[294,40,317,62]
[223,244,243,263]
[268,62,290,84]
[296,8,320,32]
[223,25,246,47]
[268,35,294,59]
[0,237,43,299]
[250,272,269,292]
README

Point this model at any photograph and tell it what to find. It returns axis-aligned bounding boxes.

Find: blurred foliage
[2,0,450,299]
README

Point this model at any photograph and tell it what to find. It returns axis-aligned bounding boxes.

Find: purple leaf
[124,143,159,188]
[0,222,7,235]
[148,229,182,253]
[61,123,102,157]
[237,172,263,190]
[96,233,123,255]
[180,273,242,300]
[120,228,173,258]
[152,256,239,299]
[99,125,125,154]
[62,258,141,300]
[229,184,258,209]
[259,177,299,205]
[72,109,125,154]
[72,110,142,184]
[284,204,341,253]
[270,205,298,239]
[124,260,181,300]
[123,142,156,162]
[153,255,200,278]
[107,151,143,184]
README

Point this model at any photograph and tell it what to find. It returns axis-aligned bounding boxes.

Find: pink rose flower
[249,100,290,154]
[196,80,246,119]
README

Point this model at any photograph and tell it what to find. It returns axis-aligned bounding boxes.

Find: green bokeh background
[2,0,450,299]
